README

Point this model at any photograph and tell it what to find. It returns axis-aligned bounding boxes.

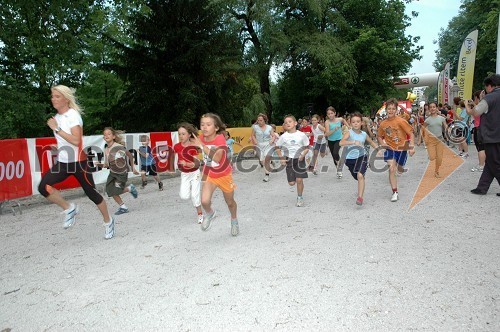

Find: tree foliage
[434,0,499,91]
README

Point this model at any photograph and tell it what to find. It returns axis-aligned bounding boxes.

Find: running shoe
[461,153,469,159]
[158,181,164,191]
[471,165,484,172]
[141,181,147,189]
[62,203,78,229]
[313,170,318,175]
[390,192,399,202]
[104,217,115,239]
[197,214,204,224]
[263,174,269,182]
[336,171,343,179]
[296,197,304,207]
[114,207,129,215]
[201,210,216,231]
[129,184,138,198]
[356,197,363,206]
[231,219,239,236]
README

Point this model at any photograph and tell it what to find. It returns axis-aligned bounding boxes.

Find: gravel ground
[1,145,499,331]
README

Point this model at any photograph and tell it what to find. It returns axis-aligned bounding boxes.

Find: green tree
[434,0,499,91]
[274,0,421,118]
[111,0,247,131]
[0,0,108,138]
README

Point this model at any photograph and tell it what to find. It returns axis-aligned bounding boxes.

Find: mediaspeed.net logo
[409,120,467,210]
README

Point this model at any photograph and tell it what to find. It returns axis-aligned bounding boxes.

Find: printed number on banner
[0,161,25,181]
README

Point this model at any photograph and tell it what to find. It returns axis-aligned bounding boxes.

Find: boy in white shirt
[275,115,310,207]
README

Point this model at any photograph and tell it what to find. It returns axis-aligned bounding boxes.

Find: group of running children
[43,84,423,240]
[101,97,420,238]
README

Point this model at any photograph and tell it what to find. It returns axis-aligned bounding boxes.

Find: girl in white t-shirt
[38,85,115,239]
[251,113,274,182]
[275,115,310,207]
[309,114,326,175]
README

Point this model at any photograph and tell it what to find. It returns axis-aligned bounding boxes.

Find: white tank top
[311,124,325,144]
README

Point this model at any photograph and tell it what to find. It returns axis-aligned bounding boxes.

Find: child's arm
[250,127,258,145]
[341,117,350,128]
[323,120,331,136]
[298,135,310,161]
[365,135,378,149]
[191,134,226,163]
[339,131,353,147]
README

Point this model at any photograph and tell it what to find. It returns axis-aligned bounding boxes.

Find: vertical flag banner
[457,30,478,100]
[443,62,450,104]
[437,70,444,105]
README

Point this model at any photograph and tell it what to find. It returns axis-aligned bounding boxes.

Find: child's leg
[179,173,190,200]
[357,173,365,198]
[436,139,444,172]
[387,159,398,191]
[222,190,237,220]
[201,180,218,214]
[427,138,437,161]
[190,173,202,213]
[296,178,304,196]
[154,175,161,183]
[112,195,124,206]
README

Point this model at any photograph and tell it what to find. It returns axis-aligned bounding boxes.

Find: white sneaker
[62,203,79,229]
[104,217,115,239]
[201,210,216,231]
[197,214,204,224]
[336,171,343,179]
[461,153,469,159]
[391,192,399,202]
[471,165,484,172]
[296,197,304,207]
[231,220,239,236]
[263,174,269,182]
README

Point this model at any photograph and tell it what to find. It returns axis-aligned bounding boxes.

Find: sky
[405,0,462,75]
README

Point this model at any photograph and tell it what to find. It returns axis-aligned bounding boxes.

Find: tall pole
[497,13,500,74]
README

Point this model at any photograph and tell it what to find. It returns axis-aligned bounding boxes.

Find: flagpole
[497,13,500,74]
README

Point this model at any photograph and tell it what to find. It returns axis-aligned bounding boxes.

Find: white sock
[120,203,128,210]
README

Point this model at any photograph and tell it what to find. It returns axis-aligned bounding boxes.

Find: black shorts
[285,158,308,183]
[345,155,368,180]
[473,128,484,152]
[141,164,157,176]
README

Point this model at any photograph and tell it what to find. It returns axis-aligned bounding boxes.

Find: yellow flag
[457,30,478,100]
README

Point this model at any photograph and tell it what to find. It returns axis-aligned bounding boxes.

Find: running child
[138,135,163,190]
[422,102,448,178]
[173,123,203,224]
[251,113,273,182]
[340,112,378,205]
[191,113,239,236]
[309,114,327,175]
[377,98,416,202]
[324,106,349,178]
[299,118,314,165]
[275,115,310,207]
[223,130,236,170]
[102,127,139,215]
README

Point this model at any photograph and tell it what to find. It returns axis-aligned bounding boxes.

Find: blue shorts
[384,149,408,166]
[345,155,368,180]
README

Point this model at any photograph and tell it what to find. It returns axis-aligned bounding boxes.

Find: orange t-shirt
[378,116,413,151]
